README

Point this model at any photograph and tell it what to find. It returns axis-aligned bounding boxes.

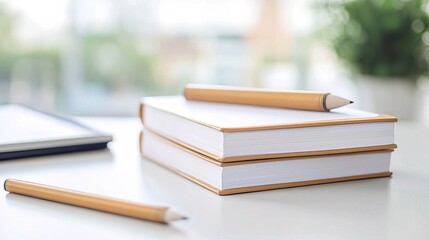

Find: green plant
[80,32,159,91]
[0,3,17,79]
[326,0,429,78]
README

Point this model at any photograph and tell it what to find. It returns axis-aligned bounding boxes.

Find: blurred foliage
[0,3,60,83]
[0,3,17,79]
[1,2,163,96]
[325,0,429,78]
[81,33,161,92]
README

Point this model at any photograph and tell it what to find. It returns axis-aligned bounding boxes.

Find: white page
[143,96,378,129]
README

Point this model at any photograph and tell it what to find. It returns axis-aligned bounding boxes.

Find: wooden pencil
[3,178,186,223]
[184,84,353,111]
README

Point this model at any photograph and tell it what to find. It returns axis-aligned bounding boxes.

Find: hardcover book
[140,129,393,195]
[140,96,397,162]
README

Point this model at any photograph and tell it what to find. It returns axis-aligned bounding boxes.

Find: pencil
[3,178,187,223]
[184,84,353,111]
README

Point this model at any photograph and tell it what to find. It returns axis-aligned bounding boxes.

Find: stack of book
[138,96,396,195]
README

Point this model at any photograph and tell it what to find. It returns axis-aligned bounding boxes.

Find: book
[140,129,393,195]
[0,104,113,160]
[140,96,397,162]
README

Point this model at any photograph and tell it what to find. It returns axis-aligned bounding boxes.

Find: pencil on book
[3,178,187,223]
[184,84,353,111]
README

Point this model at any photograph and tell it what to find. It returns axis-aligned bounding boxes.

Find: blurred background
[1,0,429,121]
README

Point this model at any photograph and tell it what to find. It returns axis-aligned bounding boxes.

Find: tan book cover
[140,96,397,133]
[139,130,393,196]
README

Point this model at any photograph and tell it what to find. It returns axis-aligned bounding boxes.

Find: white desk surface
[1,118,429,240]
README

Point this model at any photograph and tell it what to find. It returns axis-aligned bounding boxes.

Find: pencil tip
[350,101,354,104]
[164,210,187,221]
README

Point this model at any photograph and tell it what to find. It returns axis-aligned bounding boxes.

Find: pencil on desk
[3,178,186,223]
[184,84,353,111]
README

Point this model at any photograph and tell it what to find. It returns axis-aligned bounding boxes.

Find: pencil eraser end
[3,179,8,191]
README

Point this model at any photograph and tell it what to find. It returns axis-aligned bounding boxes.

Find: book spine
[139,102,145,125]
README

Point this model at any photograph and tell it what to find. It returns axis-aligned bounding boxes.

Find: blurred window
[0,0,359,116]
